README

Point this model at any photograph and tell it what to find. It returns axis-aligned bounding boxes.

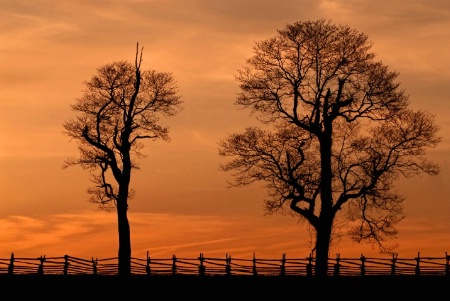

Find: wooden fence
[1,252,449,276]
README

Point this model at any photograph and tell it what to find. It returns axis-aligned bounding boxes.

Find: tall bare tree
[63,43,183,275]
[218,19,441,277]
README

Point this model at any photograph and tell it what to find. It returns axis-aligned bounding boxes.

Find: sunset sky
[1,0,449,261]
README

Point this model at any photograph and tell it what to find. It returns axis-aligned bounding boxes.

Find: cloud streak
[1,211,449,260]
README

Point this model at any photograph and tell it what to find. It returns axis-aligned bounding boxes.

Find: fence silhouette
[1,252,449,276]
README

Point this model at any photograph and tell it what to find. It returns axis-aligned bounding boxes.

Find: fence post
[415,252,420,276]
[38,255,46,275]
[8,253,14,275]
[306,253,313,277]
[64,255,70,275]
[333,253,341,277]
[445,252,449,277]
[391,253,398,276]
[252,252,258,276]
[198,253,205,276]
[146,251,151,276]
[225,254,231,276]
[92,257,97,275]
[360,254,366,276]
[172,254,177,275]
[279,253,286,276]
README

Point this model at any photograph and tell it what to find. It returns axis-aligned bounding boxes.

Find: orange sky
[1,0,450,261]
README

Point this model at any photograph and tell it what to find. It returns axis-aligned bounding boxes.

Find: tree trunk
[315,125,334,277]
[117,199,131,276]
[117,144,132,276]
[314,218,333,277]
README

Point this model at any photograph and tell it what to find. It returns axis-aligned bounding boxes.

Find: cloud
[0,210,312,259]
[1,211,449,261]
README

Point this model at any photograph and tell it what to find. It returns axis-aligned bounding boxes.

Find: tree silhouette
[218,19,441,277]
[63,43,183,275]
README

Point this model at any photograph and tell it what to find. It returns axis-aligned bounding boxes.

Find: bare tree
[63,43,183,275]
[218,19,441,277]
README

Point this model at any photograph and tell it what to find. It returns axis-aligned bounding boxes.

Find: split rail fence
[1,252,449,277]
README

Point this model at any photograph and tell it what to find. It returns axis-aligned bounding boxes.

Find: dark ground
[1,275,448,299]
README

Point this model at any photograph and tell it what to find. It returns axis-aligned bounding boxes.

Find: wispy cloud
[1,211,449,260]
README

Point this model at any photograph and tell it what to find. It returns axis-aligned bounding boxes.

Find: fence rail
[1,252,449,277]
